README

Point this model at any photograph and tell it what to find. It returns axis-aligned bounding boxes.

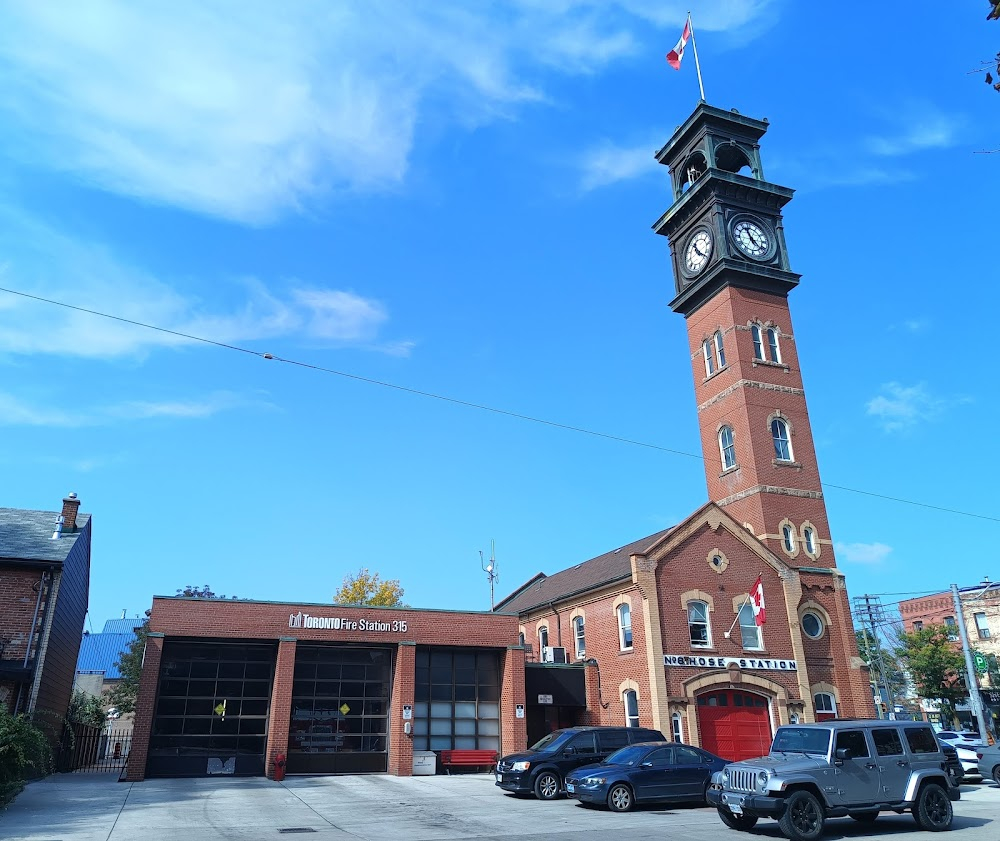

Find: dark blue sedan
[565,741,727,812]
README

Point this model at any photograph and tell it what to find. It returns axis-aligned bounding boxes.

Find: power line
[2,283,998,525]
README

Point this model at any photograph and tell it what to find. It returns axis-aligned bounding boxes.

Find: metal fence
[59,726,133,773]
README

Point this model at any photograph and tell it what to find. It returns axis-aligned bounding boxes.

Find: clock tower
[653,104,835,570]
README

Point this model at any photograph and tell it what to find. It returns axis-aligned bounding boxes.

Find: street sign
[975,653,988,674]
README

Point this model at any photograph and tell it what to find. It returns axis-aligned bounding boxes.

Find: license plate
[496,773,502,782]
[566,783,575,793]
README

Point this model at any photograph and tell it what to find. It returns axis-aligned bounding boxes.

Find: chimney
[61,492,80,531]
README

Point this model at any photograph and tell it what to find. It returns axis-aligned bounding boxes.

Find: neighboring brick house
[0,493,92,729]
[125,597,523,781]
[497,104,874,760]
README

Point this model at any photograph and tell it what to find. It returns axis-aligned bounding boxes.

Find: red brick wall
[128,598,521,780]
[0,567,47,666]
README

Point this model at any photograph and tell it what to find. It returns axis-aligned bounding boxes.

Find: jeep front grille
[728,769,758,793]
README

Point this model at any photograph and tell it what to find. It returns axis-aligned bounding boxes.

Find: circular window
[802,612,824,639]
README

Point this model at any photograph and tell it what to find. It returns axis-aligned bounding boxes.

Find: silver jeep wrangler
[706,719,961,841]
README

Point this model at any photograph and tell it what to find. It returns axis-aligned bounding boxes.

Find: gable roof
[495,527,675,615]
[0,507,92,564]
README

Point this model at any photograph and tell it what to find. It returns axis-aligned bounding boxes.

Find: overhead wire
[1,284,997,525]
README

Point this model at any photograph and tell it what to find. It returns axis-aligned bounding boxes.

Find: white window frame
[766,327,781,363]
[703,339,715,376]
[719,425,736,471]
[671,712,683,743]
[714,330,726,369]
[801,611,825,639]
[573,615,586,659]
[751,323,764,360]
[802,526,816,555]
[538,626,549,651]
[814,692,837,715]
[738,603,763,650]
[782,524,796,553]
[624,689,640,728]
[772,417,793,461]
[975,612,991,640]
[688,600,712,648]
[617,603,633,650]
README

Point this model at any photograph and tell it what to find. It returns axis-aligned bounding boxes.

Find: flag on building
[750,575,766,626]
[666,18,692,70]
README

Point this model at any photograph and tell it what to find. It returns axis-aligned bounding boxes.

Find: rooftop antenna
[480,540,498,611]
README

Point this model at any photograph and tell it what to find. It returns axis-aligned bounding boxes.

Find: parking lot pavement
[1,773,997,841]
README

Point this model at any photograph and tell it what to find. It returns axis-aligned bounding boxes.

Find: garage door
[697,690,771,761]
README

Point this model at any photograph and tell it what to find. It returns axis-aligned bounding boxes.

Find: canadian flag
[750,575,766,626]
[666,18,691,70]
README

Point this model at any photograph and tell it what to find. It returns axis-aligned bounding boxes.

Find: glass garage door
[147,640,276,777]
[412,648,500,752]
[287,645,392,774]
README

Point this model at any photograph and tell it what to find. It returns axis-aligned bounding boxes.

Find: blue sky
[1,1,997,629]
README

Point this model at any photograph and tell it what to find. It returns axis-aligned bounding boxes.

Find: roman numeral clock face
[684,229,713,275]
[733,219,771,259]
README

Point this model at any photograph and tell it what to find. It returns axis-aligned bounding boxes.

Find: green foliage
[67,690,106,729]
[0,706,51,808]
[855,627,907,700]
[334,568,406,607]
[895,624,966,727]
[176,584,240,599]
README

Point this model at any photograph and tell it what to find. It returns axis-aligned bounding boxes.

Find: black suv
[495,726,666,800]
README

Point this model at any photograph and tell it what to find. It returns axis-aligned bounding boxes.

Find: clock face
[684,230,713,274]
[733,219,771,259]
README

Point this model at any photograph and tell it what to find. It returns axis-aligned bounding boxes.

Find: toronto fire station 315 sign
[664,654,798,671]
[288,612,408,632]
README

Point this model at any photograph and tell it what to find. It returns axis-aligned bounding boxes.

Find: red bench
[438,749,498,774]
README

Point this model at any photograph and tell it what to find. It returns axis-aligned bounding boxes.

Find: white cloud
[579,141,659,190]
[0,389,268,427]
[866,104,961,157]
[866,382,945,432]
[0,1,773,223]
[835,541,892,565]
[0,210,410,358]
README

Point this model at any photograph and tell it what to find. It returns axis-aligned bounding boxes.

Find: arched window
[814,692,837,721]
[802,526,816,555]
[703,339,715,376]
[617,603,633,650]
[766,328,781,363]
[771,417,793,461]
[518,631,525,646]
[573,615,586,659]
[538,626,548,652]
[751,324,764,360]
[688,601,711,647]
[782,523,796,553]
[671,712,683,743]
[624,689,640,728]
[719,425,736,470]
[714,330,726,369]
[738,603,762,650]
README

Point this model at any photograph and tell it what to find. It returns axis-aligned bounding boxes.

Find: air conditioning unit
[542,646,567,664]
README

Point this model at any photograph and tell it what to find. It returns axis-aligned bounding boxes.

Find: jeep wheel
[533,771,560,801]
[778,790,825,841]
[718,808,759,831]
[607,783,634,813]
[913,783,952,832]
[993,765,1000,788]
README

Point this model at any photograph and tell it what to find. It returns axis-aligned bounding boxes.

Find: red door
[697,690,772,761]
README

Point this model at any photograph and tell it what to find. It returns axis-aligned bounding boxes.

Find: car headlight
[721,769,730,787]
[511,761,531,771]
[757,770,770,792]
[584,777,606,786]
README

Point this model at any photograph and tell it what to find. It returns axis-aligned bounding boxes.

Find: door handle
[896,760,909,767]
[864,762,878,769]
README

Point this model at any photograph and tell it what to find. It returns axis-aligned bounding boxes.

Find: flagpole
[687,12,706,101]
[724,591,752,639]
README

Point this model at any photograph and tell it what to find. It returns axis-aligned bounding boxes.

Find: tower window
[714,330,726,368]
[802,526,816,555]
[771,418,793,461]
[751,324,764,360]
[703,340,715,376]
[782,524,796,553]
[688,600,711,647]
[766,328,781,363]
[719,425,736,471]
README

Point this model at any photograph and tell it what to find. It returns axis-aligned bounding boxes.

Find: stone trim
[698,378,805,412]
[716,484,825,507]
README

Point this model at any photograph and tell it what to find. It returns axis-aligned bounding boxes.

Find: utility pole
[856,594,896,720]
[951,583,988,737]
[480,541,498,611]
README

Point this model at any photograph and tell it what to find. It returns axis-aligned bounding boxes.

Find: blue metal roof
[101,618,146,634]
[76,630,140,679]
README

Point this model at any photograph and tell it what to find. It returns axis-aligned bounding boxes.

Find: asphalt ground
[2,772,998,841]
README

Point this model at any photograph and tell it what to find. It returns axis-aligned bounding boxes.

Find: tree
[334,568,406,607]
[108,585,239,714]
[895,625,966,728]
[67,690,106,729]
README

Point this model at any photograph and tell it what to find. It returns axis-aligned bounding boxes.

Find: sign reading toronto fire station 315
[664,654,798,671]
[288,612,408,632]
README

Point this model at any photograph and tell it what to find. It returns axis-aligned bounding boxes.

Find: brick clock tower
[653,104,833,566]
[653,104,875,720]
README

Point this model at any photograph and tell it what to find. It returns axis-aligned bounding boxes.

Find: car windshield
[770,727,831,755]
[529,731,571,751]
[602,745,647,766]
